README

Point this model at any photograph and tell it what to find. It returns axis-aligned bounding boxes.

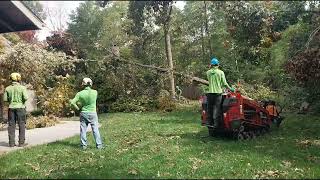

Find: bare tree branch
[305,24,320,49]
[44,7,68,33]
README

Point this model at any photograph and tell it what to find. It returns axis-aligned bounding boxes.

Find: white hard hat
[82,77,93,86]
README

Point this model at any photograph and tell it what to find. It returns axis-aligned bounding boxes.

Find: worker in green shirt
[70,78,103,149]
[3,73,28,147]
[206,58,234,134]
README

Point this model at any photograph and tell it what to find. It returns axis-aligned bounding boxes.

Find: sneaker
[18,143,28,147]
[97,146,104,150]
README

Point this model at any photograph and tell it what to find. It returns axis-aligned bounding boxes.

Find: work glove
[230,87,235,92]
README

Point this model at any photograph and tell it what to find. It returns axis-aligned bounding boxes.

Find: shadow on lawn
[47,140,80,148]
[150,113,200,125]
[45,151,155,179]
[57,162,154,179]
[179,124,320,169]
[179,129,237,146]
[1,168,29,179]
[150,111,320,170]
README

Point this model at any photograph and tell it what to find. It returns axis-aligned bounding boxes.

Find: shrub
[0,42,77,117]
[311,102,320,114]
[0,43,76,90]
[238,82,276,101]
[39,76,76,117]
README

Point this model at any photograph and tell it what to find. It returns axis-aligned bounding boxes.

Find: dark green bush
[109,96,158,112]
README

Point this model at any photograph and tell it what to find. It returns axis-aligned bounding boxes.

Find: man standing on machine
[206,58,234,133]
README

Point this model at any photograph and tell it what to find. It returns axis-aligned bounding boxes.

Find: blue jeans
[80,112,103,149]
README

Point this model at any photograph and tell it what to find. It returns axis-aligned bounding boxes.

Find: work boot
[9,144,15,147]
[205,122,214,128]
[18,143,28,147]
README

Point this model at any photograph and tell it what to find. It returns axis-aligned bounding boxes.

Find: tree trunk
[163,3,175,99]
[0,84,4,122]
[204,1,213,57]
[201,25,206,62]
[0,95,3,123]
[164,26,176,99]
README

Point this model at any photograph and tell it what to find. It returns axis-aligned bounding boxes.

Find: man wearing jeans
[206,58,234,134]
[70,78,103,149]
[4,73,28,147]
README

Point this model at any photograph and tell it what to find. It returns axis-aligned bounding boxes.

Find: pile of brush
[26,115,60,129]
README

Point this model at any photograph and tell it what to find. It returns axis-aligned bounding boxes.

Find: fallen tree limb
[114,58,209,85]
[66,55,209,85]
[305,24,320,49]
[116,58,169,73]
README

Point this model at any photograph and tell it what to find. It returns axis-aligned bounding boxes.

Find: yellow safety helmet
[10,72,21,81]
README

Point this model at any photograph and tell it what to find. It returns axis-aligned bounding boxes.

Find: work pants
[206,93,222,130]
[80,112,103,149]
[8,108,26,146]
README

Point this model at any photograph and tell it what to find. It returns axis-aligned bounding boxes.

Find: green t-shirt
[70,87,97,112]
[206,67,231,94]
[4,82,28,109]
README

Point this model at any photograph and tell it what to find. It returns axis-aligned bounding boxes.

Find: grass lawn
[0,104,320,179]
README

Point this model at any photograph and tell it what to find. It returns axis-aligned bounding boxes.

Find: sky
[36,1,83,40]
[36,1,186,41]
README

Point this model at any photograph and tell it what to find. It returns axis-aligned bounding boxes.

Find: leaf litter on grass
[254,169,288,179]
[254,166,306,179]
[128,168,138,175]
[25,162,40,171]
[296,139,320,148]
[116,137,141,154]
[2,111,320,178]
[307,155,320,164]
[189,157,204,174]
[281,160,292,168]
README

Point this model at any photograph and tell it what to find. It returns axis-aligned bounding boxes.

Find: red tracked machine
[200,90,274,140]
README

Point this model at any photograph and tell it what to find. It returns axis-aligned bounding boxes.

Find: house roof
[0,1,45,33]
